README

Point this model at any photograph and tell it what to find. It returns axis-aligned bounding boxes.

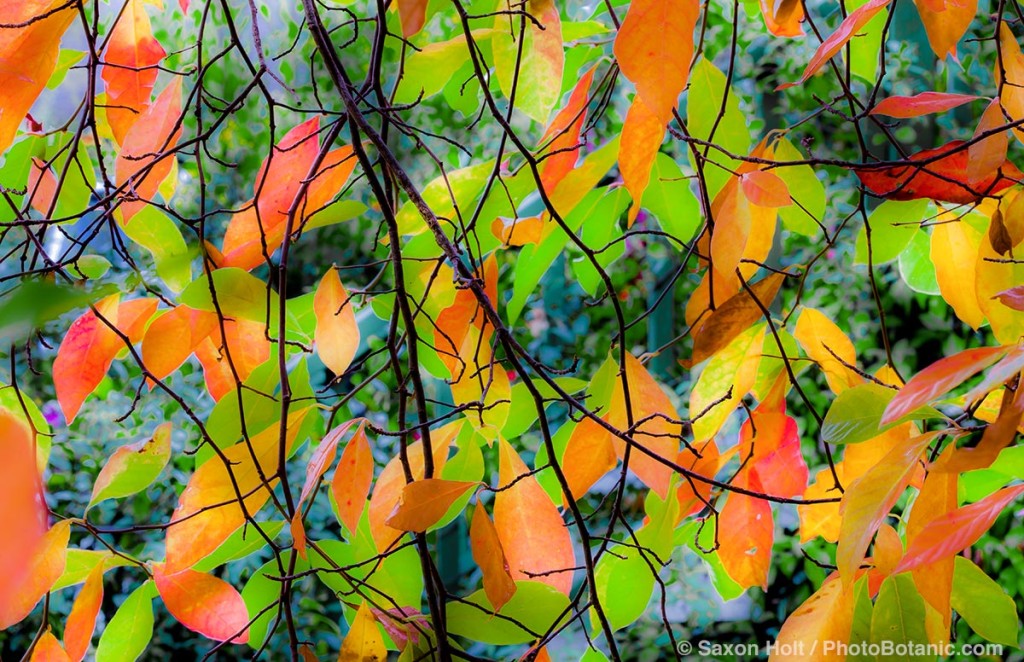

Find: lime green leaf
[194,521,284,572]
[121,205,193,292]
[821,382,942,445]
[594,546,656,631]
[870,575,931,661]
[687,59,749,198]
[88,423,172,508]
[773,137,825,236]
[95,582,156,662]
[854,200,930,265]
[641,152,700,244]
[950,556,1019,646]
[447,580,570,645]
[898,229,940,295]
[180,267,276,323]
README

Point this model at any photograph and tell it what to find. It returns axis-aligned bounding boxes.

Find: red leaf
[881,345,1009,425]
[895,484,1024,574]
[396,0,428,37]
[854,141,1024,204]
[470,504,517,613]
[63,563,104,661]
[718,472,774,590]
[154,564,249,643]
[869,92,979,118]
[53,295,122,423]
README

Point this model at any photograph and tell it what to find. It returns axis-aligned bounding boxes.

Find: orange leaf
[895,484,1024,574]
[538,66,596,194]
[332,421,375,537]
[291,419,362,558]
[619,96,666,224]
[0,520,71,630]
[101,0,167,144]
[718,473,773,590]
[937,385,1024,473]
[778,0,891,90]
[396,0,428,37]
[0,0,77,155]
[495,437,576,595]
[871,523,903,576]
[854,141,1023,204]
[998,24,1024,144]
[193,318,271,401]
[115,78,183,223]
[746,410,807,499]
[968,99,1010,186]
[154,564,249,643]
[675,439,720,520]
[870,92,979,118]
[759,0,803,37]
[881,345,1009,425]
[302,146,358,223]
[141,306,219,381]
[28,158,58,215]
[53,295,122,423]
[771,575,854,661]
[932,212,986,328]
[164,409,311,573]
[906,457,957,633]
[561,416,618,503]
[792,307,862,394]
[469,504,517,613]
[314,268,360,376]
[914,0,978,59]
[385,478,477,531]
[836,432,938,585]
[740,169,792,208]
[691,272,785,366]
[368,422,459,552]
[63,563,104,661]
[30,631,71,662]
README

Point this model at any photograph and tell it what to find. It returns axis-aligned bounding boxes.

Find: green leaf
[821,382,942,445]
[47,50,85,89]
[303,200,367,231]
[0,279,117,347]
[870,574,931,661]
[594,546,656,631]
[393,30,493,105]
[773,137,825,236]
[244,552,310,649]
[687,58,750,198]
[847,0,886,83]
[573,188,630,297]
[88,423,172,508]
[95,582,156,662]
[849,576,874,662]
[121,205,194,292]
[641,152,700,243]
[73,255,112,280]
[854,199,930,266]
[447,580,570,645]
[53,550,130,592]
[962,446,1024,502]
[310,535,424,610]
[194,521,284,572]
[898,229,940,295]
[502,376,587,440]
[0,385,51,468]
[950,556,1020,647]
[179,267,276,323]
[395,159,495,236]
[677,519,744,601]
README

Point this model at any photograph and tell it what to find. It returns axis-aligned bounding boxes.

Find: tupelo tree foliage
[2,0,1024,659]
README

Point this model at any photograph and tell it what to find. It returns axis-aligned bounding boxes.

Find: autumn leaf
[968,99,1010,186]
[993,284,1024,311]
[914,0,978,59]
[140,306,219,381]
[102,0,167,144]
[0,520,71,630]
[869,92,979,118]
[396,0,428,38]
[314,268,360,376]
[690,272,785,366]
[718,473,773,590]
[769,576,853,661]
[30,631,71,662]
[154,564,249,643]
[740,169,792,208]
[538,66,596,194]
[63,563,104,662]
[193,318,271,401]
[332,421,374,537]
[759,0,803,37]
[491,0,564,124]
[88,422,172,508]
[998,23,1024,144]
[338,602,386,662]
[53,295,122,424]
[470,504,517,613]
[560,416,618,502]
[793,307,863,394]
[385,478,478,532]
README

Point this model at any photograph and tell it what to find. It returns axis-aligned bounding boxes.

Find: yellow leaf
[314,268,360,376]
[931,211,985,329]
[793,307,862,394]
[338,602,386,662]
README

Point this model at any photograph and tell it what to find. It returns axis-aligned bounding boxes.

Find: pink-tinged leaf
[30,631,71,662]
[368,422,459,552]
[101,0,167,144]
[771,575,854,661]
[538,66,596,195]
[740,169,792,208]
[881,345,1009,425]
[63,563,104,661]
[53,295,121,424]
[368,606,429,651]
[718,473,773,590]
[332,421,375,537]
[28,158,58,215]
[291,418,362,558]
[470,504,517,613]
[396,0,428,37]
[385,479,478,532]
[314,268,360,376]
[778,0,892,90]
[179,0,190,11]
[747,411,808,499]
[993,285,1024,311]
[115,78,183,223]
[0,520,71,630]
[154,564,249,643]
[494,437,576,595]
[0,0,77,155]
[89,422,172,509]
[870,92,980,118]
[836,433,938,585]
[968,98,1010,186]
[895,484,1024,574]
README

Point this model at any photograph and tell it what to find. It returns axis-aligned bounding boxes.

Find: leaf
[854,141,1023,204]
[95,582,154,662]
[53,295,121,423]
[950,556,1019,647]
[799,466,844,543]
[115,79,183,222]
[594,543,656,631]
[140,306,219,380]
[931,212,985,328]
[821,382,940,445]
[30,632,70,662]
[853,198,930,265]
[870,92,980,118]
[314,268,360,375]
[538,66,595,194]
[740,169,792,208]
[291,419,362,558]
[777,0,891,90]
[63,563,104,662]
[0,520,71,629]
[561,416,618,501]
[88,422,172,508]
[773,137,825,236]
[769,576,853,661]
[881,345,1009,425]
[792,307,862,394]
[905,458,957,633]
[759,0,803,37]
[870,575,930,660]
[495,437,576,595]
[895,484,1024,573]
[968,99,1010,186]
[914,0,978,59]
[396,0,427,38]
[689,323,765,440]
[101,0,166,144]
[687,59,749,198]
[385,479,478,532]
[164,409,311,573]
[338,601,386,661]
[691,272,785,366]
[641,152,701,241]
[618,96,667,224]
[194,318,271,401]
[998,24,1024,144]
[0,0,77,155]
[332,421,375,537]
[0,409,49,591]
[718,475,774,590]
[492,0,564,124]
[469,504,517,613]
[179,268,278,323]
[154,564,249,643]
[446,581,570,646]
[836,432,938,585]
